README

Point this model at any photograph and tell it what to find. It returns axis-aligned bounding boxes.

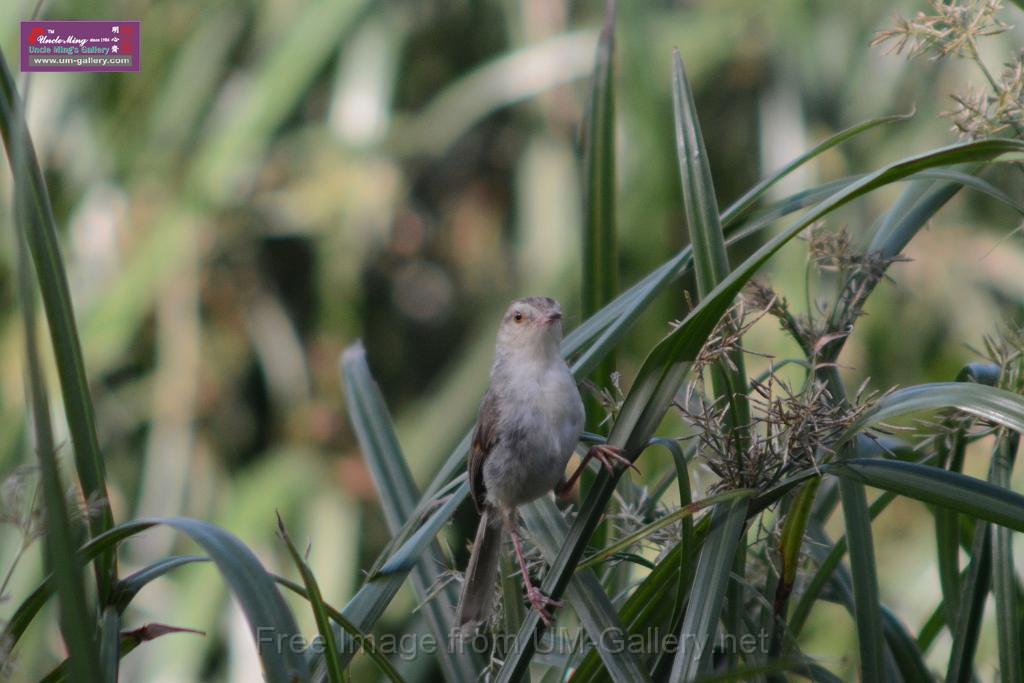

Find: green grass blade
[945,522,991,683]
[771,477,820,653]
[913,168,1024,214]
[936,426,967,630]
[40,623,205,683]
[0,44,115,597]
[99,607,120,683]
[520,497,652,683]
[848,382,1024,436]
[788,487,898,638]
[672,50,750,447]
[673,51,730,294]
[339,343,479,681]
[112,556,209,612]
[826,459,1024,531]
[990,432,1021,683]
[581,0,618,369]
[277,515,344,683]
[669,495,750,680]
[837,476,886,682]
[880,606,932,683]
[15,199,100,681]
[804,527,926,682]
[725,111,913,222]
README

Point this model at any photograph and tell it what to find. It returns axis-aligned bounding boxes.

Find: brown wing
[468,388,500,513]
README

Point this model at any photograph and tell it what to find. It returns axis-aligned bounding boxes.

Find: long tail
[455,508,502,633]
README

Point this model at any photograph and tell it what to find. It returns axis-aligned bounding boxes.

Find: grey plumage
[455,297,585,633]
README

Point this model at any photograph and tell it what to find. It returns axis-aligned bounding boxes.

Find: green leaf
[112,556,209,612]
[826,459,1024,532]
[14,212,100,681]
[99,607,120,683]
[0,42,115,596]
[945,522,991,683]
[849,382,1024,436]
[669,495,750,680]
[838,475,886,682]
[277,514,344,683]
[936,426,967,631]
[990,432,1021,683]
[671,50,750,447]
[771,476,820,654]
[340,344,479,680]
[581,0,618,337]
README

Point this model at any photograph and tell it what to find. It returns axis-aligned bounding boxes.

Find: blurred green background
[1,0,1023,680]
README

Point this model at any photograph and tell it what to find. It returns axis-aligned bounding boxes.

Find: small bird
[454,296,634,632]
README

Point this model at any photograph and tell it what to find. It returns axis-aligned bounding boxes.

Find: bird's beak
[545,312,562,324]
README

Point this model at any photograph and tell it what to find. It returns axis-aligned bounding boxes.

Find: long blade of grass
[339,343,478,681]
[0,44,115,597]
[945,522,991,683]
[991,431,1021,683]
[112,556,208,612]
[848,381,1024,435]
[14,154,101,682]
[581,0,619,368]
[669,495,750,680]
[804,527,926,682]
[826,459,1024,531]
[936,424,968,631]
[672,50,750,439]
[837,475,886,682]
[99,607,120,683]
[277,514,344,683]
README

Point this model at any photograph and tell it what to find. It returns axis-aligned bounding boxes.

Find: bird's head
[495,296,564,359]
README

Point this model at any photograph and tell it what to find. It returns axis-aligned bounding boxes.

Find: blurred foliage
[0,0,1023,681]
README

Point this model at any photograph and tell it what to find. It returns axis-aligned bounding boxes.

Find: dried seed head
[871,0,1009,60]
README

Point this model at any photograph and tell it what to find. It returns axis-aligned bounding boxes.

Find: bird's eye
[513,312,523,323]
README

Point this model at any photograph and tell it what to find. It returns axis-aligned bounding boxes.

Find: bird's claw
[590,444,640,475]
[527,587,562,626]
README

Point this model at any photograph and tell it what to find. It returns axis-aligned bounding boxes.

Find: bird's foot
[526,586,563,626]
[589,444,640,476]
